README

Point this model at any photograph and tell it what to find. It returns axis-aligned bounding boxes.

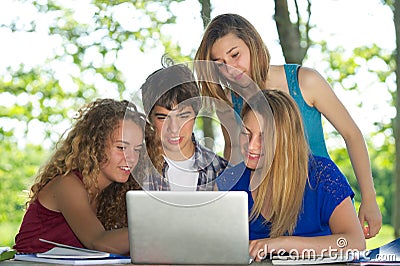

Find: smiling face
[210,33,252,88]
[151,104,196,161]
[99,119,143,189]
[240,110,265,170]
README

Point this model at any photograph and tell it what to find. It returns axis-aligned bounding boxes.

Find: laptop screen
[126,190,250,264]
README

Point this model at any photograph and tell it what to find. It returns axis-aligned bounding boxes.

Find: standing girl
[195,13,381,238]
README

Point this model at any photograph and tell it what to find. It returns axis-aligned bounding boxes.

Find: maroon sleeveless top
[13,172,85,253]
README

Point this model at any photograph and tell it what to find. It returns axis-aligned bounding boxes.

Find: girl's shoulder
[308,155,342,180]
[308,155,353,197]
[46,172,87,199]
[37,171,86,212]
[55,171,84,186]
[217,162,248,191]
[297,66,329,91]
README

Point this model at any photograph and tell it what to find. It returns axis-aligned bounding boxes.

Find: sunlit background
[0,0,396,249]
[0,0,394,149]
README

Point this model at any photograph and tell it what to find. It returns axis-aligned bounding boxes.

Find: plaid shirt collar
[147,134,228,191]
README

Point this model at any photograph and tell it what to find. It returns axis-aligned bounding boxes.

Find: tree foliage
[1,0,185,142]
[275,0,396,235]
[391,0,400,238]
[320,42,396,225]
[0,0,397,246]
[0,0,186,246]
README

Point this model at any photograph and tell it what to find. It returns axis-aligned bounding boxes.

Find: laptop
[126,190,250,264]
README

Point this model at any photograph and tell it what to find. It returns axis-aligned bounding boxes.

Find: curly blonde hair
[144,123,164,175]
[96,122,156,229]
[28,98,148,228]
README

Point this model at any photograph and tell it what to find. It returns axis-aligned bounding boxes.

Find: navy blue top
[231,64,329,158]
[216,156,354,240]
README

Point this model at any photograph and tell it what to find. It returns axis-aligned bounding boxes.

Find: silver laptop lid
[126,191,250,264]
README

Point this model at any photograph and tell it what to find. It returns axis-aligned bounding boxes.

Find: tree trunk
[393,0,400,238]
[198,0,214,150]
[274,0,310,64]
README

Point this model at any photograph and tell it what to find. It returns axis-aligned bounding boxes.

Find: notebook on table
[126,190,251,264]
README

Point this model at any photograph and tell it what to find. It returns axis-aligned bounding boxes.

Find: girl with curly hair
[14,98,147,255]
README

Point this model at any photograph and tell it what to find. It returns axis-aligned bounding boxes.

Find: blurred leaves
[320,41,395,226]
[0,142,48,223]
[0,0,184,245]
[0,0,397,245]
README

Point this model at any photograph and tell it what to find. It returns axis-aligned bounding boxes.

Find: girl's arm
[249,197,366,261]
[298,67,382,238]
[50,173,130,254]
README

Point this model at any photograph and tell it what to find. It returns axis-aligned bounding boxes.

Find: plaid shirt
[143,135,229,191]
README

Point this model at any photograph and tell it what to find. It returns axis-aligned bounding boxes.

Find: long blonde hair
[242,90,309,237]
[194,13,270,105]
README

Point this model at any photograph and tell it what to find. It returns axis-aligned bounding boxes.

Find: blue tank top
[231,64,330,158]
[231,91,243,125]
[284,64,329,158]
